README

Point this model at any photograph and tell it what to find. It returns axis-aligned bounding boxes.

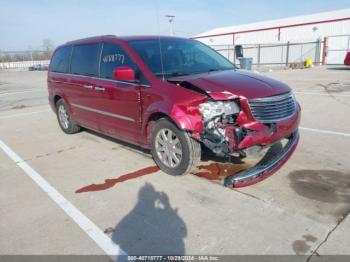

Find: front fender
[170,104,204,132]
[142,98,205,147]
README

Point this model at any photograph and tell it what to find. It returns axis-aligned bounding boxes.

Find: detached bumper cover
[224,129,300,188]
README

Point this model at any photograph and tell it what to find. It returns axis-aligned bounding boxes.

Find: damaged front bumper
[224,129,299,188]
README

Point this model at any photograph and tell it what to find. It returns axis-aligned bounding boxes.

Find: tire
[56,99,81,134]
[151,118,201,176]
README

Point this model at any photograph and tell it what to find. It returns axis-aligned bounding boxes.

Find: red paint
[48,36,299,150]
[237,105,301,149]
[192,17,350,39]
[75,166,159,193]
[193,162,251,181]
[170,69,291,100]
[233,134,299,188]
[48,35,301,187]
[113,66,136,82]
[322,37,328,65]
[344,51,350,66]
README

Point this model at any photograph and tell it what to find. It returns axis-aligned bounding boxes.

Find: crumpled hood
[168,69,291,100]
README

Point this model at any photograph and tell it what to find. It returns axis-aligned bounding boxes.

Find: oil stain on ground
[12,104,26,109]
[292,234,317,254]
[318,82,350,107]
[289,169,350,219]
[318,81,350,93]
[192,162,251,182]
[75,166,159,193]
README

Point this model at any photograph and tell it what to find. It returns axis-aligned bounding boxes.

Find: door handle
[83,85,93,90]
[95,86,105,91]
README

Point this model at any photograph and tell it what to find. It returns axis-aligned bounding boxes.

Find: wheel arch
[143,105,203,147]
[144,112,178,146]
[53,95,62,106]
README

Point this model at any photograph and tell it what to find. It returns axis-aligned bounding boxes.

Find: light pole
[165,15,175,36]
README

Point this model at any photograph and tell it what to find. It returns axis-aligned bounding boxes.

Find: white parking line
[294,91,350,97]
[0,109,50,119]
[300,127,350,137]
[0,139,127,257]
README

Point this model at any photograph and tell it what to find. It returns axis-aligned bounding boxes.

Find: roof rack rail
[66,35,117,43]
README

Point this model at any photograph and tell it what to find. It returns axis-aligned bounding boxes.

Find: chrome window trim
[71,103,135,122]
[50,72,151,88]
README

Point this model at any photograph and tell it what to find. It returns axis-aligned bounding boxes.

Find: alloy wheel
[58,105,70,129]
[155,128,183,168]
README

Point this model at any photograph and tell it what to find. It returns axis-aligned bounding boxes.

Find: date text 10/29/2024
[127,255,219,261]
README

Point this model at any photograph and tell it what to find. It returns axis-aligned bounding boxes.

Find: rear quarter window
[50,46,72,73]
[71,44,100,76]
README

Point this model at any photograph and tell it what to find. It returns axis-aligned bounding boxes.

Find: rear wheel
[151,118,201,176]
[56,99,81,134]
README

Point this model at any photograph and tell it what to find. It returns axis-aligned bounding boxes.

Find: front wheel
[151,118,201,176]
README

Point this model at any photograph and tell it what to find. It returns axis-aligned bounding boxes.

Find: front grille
[248,92,297,123]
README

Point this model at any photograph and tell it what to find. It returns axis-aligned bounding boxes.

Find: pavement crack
[305,211,350,262]
[232,189,267,203]
[21,146,78,162]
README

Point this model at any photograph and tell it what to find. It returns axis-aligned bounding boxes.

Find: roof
[65,35,117,44]
[193,8,350,38]
[65,35,188,45]
[118,35,188,41]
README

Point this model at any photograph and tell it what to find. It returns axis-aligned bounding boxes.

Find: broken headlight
[199,101,240,121]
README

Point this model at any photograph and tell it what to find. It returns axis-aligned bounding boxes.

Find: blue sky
[1,0,350,51]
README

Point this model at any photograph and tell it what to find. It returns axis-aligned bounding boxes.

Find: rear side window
[71,44,100,76]
[100,43,137,80]
[50,46,72,73]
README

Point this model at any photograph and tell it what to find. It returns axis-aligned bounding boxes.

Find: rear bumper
[224,129,299,188]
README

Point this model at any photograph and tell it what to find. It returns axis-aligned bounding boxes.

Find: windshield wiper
[208,68,221,72]
[168,72,190,77]
[154,72,190,77]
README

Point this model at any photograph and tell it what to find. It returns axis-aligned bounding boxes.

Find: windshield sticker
[102,53,125,64]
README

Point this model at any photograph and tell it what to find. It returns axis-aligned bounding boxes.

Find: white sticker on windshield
[102,53,125,64]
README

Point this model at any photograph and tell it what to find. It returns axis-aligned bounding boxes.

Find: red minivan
[48,35,300,187]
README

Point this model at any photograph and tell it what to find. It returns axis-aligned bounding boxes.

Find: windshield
[128,38,235,78]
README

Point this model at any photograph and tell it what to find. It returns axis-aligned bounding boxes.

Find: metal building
[193,8,350,65]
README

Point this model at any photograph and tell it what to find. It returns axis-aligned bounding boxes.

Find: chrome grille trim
[248,92,297,123]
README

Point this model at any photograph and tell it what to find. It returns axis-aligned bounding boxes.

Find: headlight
[199,101,240,121]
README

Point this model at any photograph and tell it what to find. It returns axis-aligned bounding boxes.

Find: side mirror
[113,66,136,82]
[235,45,243,59]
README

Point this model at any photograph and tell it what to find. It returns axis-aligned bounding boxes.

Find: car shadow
[83,129,151,157]
[83,128,235,163]
[327,66,350,70]
[112,183,187,259]
[82,128,278,186]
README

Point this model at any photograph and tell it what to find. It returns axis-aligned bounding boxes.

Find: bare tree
[42,38,54,59]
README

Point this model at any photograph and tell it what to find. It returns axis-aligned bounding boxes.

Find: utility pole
[165,15,175,36]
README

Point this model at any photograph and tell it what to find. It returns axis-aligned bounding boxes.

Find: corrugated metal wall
[327,35,350,64]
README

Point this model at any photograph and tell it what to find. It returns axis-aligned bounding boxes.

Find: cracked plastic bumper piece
[224,129,300,188]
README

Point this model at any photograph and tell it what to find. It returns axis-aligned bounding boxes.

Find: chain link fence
[211,39,324,68]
